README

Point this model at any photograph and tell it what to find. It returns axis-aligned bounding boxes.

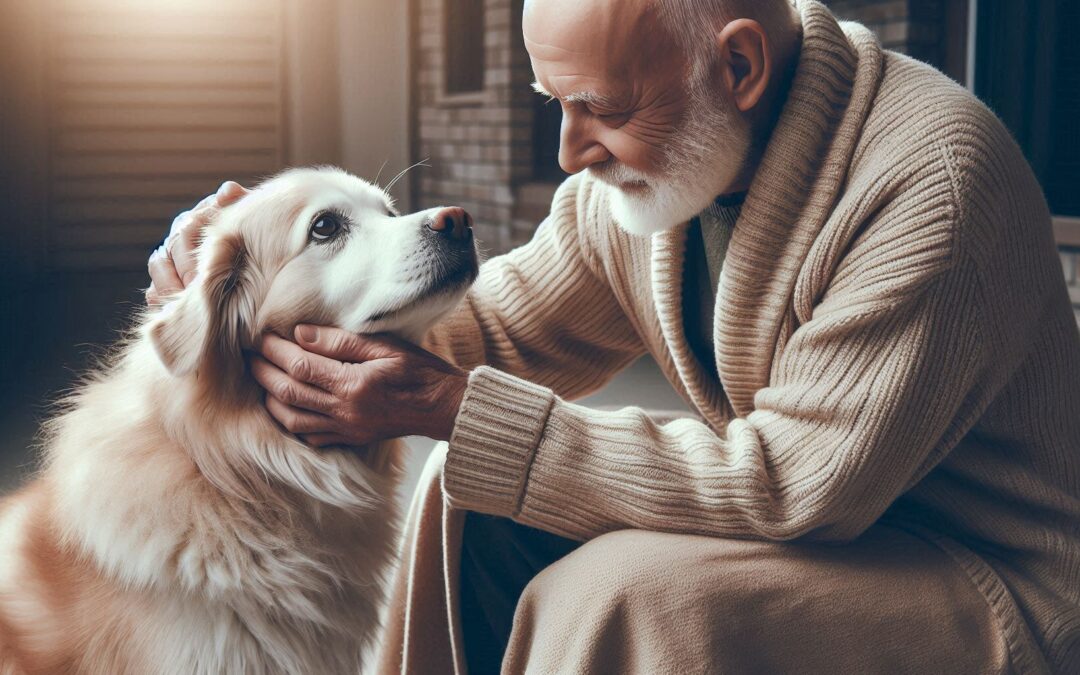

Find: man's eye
[590,107,630,124]
[310,213,343,241]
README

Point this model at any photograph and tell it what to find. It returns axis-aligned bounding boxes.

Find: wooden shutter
[48,0,285,270]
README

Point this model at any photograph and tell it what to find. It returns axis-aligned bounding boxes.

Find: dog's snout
[427,207,472,241]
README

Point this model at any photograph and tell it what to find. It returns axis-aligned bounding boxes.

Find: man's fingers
[172,205,216,285]
[294,325,406,364]
[257,333,351,394]
[148,181,249,307]
[215,181,248,207]
[169,210,193,238]
[147,248,184,300]
[250,354,340,413]
[265,395,336,435]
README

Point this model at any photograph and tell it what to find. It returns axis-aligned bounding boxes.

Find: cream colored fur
[0,167,477,674]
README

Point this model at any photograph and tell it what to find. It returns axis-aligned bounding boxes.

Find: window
[46,0,286,270]
[973,0,1079,217]
[444,0,485,94]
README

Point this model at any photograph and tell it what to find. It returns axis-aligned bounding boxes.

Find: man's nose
[559,116,611,175]
[426,206,472,240]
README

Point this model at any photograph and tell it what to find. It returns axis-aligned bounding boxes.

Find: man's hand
[146,181,249,305]
[250,326,469,447]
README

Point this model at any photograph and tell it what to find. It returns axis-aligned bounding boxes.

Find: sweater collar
[651,0,884,421]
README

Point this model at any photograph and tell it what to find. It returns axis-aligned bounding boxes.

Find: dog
[0,167,479,674]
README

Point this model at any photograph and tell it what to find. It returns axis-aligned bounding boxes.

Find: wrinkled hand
[146,181,249,305]
[250,326,469,447]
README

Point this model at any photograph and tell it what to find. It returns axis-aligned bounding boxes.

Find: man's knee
[517,529,750,618]
[507,530,743,673]
[507,527,1013,675]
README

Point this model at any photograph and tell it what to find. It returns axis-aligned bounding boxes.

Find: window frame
[437,0,491,107]
[965,0,1077,244]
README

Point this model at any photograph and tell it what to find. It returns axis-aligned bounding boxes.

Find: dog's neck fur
[42,335,399,670]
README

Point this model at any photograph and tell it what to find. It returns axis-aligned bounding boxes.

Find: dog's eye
[310,213,342,241]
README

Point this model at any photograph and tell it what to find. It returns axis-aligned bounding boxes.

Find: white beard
[596,80,751,237]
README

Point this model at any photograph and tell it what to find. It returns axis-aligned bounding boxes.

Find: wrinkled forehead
[523,0,680,92]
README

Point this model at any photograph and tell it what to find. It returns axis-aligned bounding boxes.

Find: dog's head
[147,167,479,380]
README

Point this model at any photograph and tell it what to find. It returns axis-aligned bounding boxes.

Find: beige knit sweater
[424,2,1080,671]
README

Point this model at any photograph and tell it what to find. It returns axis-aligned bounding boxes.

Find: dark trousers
[459,512,581,674]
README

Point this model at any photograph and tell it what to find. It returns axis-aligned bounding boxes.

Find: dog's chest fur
[0,341,402,674]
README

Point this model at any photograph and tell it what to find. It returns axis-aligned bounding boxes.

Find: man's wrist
[441,366,557,517]
[431,370,469,442]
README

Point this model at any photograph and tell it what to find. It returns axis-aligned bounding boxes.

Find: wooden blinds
[48,0,285,270]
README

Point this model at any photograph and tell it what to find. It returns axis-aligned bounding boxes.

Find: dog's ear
[148,231,249,377]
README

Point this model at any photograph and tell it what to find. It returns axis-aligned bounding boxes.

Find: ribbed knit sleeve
[423,176,645,401]
[443,201,1001,543]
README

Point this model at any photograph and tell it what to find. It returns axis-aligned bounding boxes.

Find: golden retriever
[0,167,478,674]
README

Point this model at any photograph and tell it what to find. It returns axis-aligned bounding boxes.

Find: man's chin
[613,192,678,236]
[608,187,702,237]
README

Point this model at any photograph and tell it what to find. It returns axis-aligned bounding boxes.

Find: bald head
[524,0,800,59]
[523,0,676,85]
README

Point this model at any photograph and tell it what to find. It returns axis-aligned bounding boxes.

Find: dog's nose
[427,207,472,240]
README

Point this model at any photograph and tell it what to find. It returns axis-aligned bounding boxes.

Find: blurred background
[0,0,1077,502]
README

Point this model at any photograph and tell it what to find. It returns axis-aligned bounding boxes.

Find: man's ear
[716,18,771,113]
[148,231,248,377]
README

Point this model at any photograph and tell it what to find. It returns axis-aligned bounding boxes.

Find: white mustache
[589,161,651,187]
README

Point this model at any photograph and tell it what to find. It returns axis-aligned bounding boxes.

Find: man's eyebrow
[530,81,618,108]
[531,81,557,102]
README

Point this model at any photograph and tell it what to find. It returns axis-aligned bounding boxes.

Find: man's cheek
[602,131,666,175]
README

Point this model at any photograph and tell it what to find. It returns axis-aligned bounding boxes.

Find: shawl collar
[650,0,885,421]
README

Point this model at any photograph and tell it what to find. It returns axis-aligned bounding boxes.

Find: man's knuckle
[332,333,359,357]
[288,356,310,380]
[273,380,296,403]
[328,334,347,354]
[171,211,191,231]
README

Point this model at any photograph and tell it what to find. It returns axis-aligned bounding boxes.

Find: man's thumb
[294,325,399,363]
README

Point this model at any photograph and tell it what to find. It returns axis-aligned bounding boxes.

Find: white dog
[0,167,478,674]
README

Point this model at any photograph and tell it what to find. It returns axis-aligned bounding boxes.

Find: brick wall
[412,0,537,254]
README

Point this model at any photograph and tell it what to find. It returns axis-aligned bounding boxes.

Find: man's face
[524,0,751,235]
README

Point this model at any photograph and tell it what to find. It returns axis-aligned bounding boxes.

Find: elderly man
[149,0,1080,672]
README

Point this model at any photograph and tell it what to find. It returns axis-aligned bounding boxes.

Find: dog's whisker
[373,159,389,186]
[384,159,431,193]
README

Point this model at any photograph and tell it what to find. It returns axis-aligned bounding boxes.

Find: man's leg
[459,512,581,673]
[504,525,1016,674]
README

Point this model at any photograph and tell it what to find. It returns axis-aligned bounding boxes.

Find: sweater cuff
[442,366,556,517]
